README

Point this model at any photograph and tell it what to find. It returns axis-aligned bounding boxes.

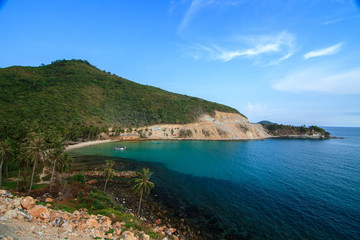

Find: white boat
[113,146,126,150]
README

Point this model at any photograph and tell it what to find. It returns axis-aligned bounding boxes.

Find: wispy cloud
[245,102,274,118]
[273,66,360,94]
[186,31,295,65]
[178,0,215,32]
[177,0,242,32]
[304,42,343,60]
[322,18,343,25]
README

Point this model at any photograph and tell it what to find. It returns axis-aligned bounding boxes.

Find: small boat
[113,146,126,150]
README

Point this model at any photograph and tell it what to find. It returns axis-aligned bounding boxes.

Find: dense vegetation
[259,121,330,137]
[0,59,239,141]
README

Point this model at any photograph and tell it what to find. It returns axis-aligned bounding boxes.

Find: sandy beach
[65,139,112,151]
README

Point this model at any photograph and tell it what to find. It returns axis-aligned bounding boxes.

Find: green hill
[0,59,240,138]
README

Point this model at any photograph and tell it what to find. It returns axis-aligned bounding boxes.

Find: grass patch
[2,180,17,190]
[55,203,77,213]
[32,184,49,190]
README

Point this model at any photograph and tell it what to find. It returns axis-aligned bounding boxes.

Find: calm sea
[69,127,360,239]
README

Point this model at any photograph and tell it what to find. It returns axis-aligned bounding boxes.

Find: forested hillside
[0,59,240,140]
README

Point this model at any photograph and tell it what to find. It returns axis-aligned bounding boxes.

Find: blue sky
[1,0,360,127]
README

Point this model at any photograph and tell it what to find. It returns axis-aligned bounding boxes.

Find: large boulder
[21,196,36,210]
[27,205,50,220]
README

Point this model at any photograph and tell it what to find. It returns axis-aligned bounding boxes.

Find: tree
[0,138,12,188]
[103,160,115,192]
[25,132,47,194]
[56,153,71,184]
[49,138,66,192]
[132,168,155,216]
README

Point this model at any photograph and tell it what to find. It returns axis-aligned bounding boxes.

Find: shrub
[68,174,86,184]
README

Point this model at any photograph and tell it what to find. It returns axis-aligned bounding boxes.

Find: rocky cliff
[132,111,270,140]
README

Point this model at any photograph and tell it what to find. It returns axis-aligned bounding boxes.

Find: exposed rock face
[137,111,270,140]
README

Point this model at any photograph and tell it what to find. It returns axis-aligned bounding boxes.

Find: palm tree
[0,138,12,188]
[25,133,47,194]
[56,153,71,184]
[103,160,115,192]
[132,168,155,216]
[49,138,65,191]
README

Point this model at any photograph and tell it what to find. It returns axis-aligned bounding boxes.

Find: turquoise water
[69,127,360,239]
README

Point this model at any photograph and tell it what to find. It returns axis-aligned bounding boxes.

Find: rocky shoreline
[89,175,202,240]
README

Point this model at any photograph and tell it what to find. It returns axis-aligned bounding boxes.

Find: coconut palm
[56,152,71,184]
[103,160,115,192]
[132,168,155,216]
[0,138,12,188]
[49,138,66,191]
[25,132,47,194]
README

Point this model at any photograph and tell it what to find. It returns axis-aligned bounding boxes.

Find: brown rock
[45,198,53,202]
[155,219,161,225]
[123,231,136,240]
[165,228,177,235]
[173,236,179,240]
[86,218,101,229]
[21,196,36,210]
[141,234,150,240]
[99,216,112,226]
[27,205,50,219]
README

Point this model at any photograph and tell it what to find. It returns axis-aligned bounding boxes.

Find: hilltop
[0,59,239,132]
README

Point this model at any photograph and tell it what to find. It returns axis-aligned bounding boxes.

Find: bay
[69,127,360,239]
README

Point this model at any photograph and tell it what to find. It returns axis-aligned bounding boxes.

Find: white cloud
[186,31,295,65]
[273,67,360,94]
[178,0,243,32]
[303,43,343,60]
[322,18,343,25]
[178,0,215,32]
[247,103,267,112]
[245,103,273,118]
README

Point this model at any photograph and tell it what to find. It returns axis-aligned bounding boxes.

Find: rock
[0,216,9,222]
[0,189,12,197]
[141,234,150,240]
[15,208,33,221]
[52,217,65,227]
[45,197,53,202]
[85,218,101,229]
[62,222,73,232]
[123,231,136,240]
[173,236,179,240]
[73,210,80,216]
[28,205,50,219]
[0,204,7,213]
[20,196,36,210]
[155,219,161,225]
[4,209,17,219]
[99,216,112,226]
[165,228,177,235]
[12,198,21,208]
